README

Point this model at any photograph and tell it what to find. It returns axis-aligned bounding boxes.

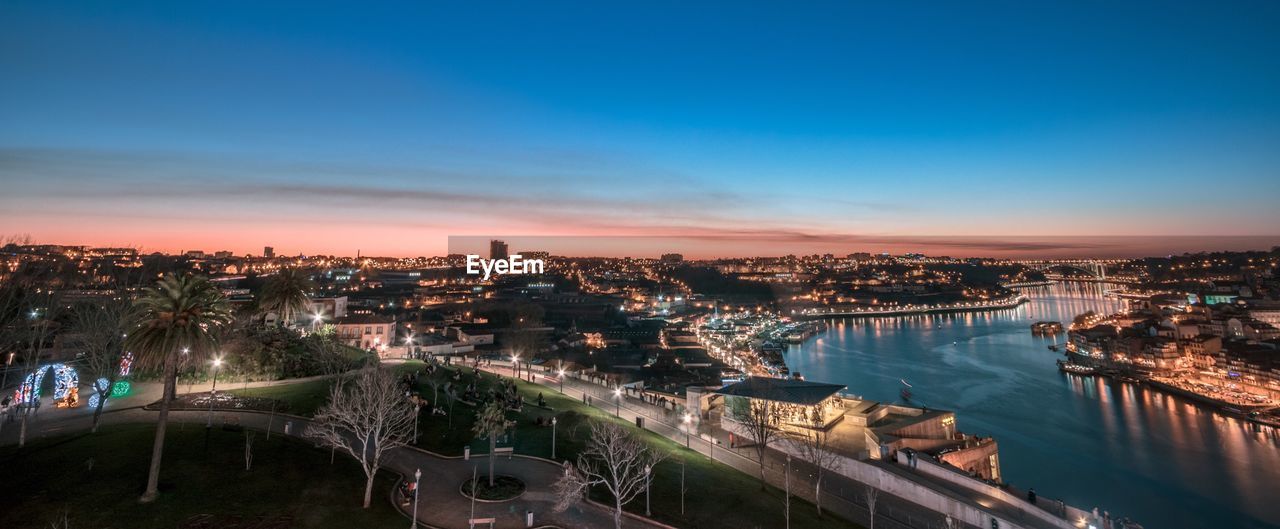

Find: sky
[2,1,1279,258]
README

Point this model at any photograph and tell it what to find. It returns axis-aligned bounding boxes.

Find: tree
[472,399,514,487]
[71,297,133,433]
[0,280,35,442]
[785,427,842,516]
[258,267,314,328]
[126,273,233,502]
[306,368,415,508]
[553,420,667,529]
[14,287,66,447]
[731,396,783,488]
[864,486,879,529]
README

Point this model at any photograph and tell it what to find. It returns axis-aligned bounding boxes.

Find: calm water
[788,283,1280,529]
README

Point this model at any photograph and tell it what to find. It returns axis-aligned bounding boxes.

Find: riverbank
[795,295,1027,319]
[1062,348,1280,428]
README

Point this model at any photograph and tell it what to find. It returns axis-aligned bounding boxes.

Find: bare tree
[865,486,879,529]
[15,288,65,447]
[71,297,133,433]
[244,430,256,470]
[730,396,783,488]
[785,427,842,516]
[553,420,667,529]
[0,279,29,439]
[444,382,458,429]
[306,368,415,508]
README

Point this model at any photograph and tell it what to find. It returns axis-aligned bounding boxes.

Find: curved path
[0,383,665,529]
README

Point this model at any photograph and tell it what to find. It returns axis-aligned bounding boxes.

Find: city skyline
[4,1,1280,257]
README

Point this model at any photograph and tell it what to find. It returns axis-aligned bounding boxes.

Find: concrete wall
[723,420,1031,529]
[894,451,1078,529]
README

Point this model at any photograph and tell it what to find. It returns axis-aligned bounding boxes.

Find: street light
[644,464,652,516]
[411,467,422,529]
[551,416,558,460]
[613,388,622,416]
[413,400,422,444]
[511,354,520,378]
[206,357,223,428]
[558,368,566,393]
[682,413,692,448]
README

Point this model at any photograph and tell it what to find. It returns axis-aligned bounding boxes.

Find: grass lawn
[0,423,405,529]
[225,361,423,415]
[229,378,337,416]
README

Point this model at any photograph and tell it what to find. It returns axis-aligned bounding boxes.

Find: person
[1028,487,1037,504]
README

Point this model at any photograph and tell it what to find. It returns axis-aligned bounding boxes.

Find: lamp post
[413,401,421,444]
[558,368,566,393]
[613,388,622,417]
[551,416,558,460]
[682,413,692,448]
[411,467,422,529]
[1,352,14,404]
[644,464,652,516]
[206,357,223,428]
[785,454,791,529]
[511,354,520,379]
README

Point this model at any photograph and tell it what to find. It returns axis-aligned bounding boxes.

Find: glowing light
[16,363,79,404]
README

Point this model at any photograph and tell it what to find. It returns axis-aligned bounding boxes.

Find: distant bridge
[1003,259,1122,279]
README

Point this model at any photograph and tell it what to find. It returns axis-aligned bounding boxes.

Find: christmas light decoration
[16,363,79,404]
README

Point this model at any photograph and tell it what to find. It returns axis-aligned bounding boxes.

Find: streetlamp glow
[644,464,652,516]
[558,367,566,393]
[682,413,692,447]
[511,354,520,378]
[613,388,622,417]
[206,355,223,428]
[411,467,422,529]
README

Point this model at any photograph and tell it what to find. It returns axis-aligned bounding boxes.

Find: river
[787,282,1280,529]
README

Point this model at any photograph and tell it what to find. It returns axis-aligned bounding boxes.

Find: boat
[1031,321,1064,335]
[1057,360,1095,375]
[900,379,913,401]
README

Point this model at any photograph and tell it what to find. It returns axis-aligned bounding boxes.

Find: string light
[16,363,79,404]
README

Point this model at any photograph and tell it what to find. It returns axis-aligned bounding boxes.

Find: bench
[492,447,514,459]
[468,517,496,528]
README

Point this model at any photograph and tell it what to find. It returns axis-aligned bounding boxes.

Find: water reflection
[789,283,1280,529]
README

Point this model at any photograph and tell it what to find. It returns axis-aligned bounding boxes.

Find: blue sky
[2,1,1279,256]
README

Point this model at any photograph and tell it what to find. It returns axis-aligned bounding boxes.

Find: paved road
[1,381,663,529]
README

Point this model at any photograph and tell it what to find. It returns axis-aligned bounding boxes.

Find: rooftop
[714,377,846,406]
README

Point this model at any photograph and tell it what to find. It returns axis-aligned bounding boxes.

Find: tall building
[263,246,275,258]
[489,240,508,260]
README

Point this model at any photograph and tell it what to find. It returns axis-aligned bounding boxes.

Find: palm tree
[258,267,314,328]
[472,399,514,487]
[127,273,233,503]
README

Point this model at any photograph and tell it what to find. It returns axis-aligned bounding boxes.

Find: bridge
[1002,259,1123,279]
